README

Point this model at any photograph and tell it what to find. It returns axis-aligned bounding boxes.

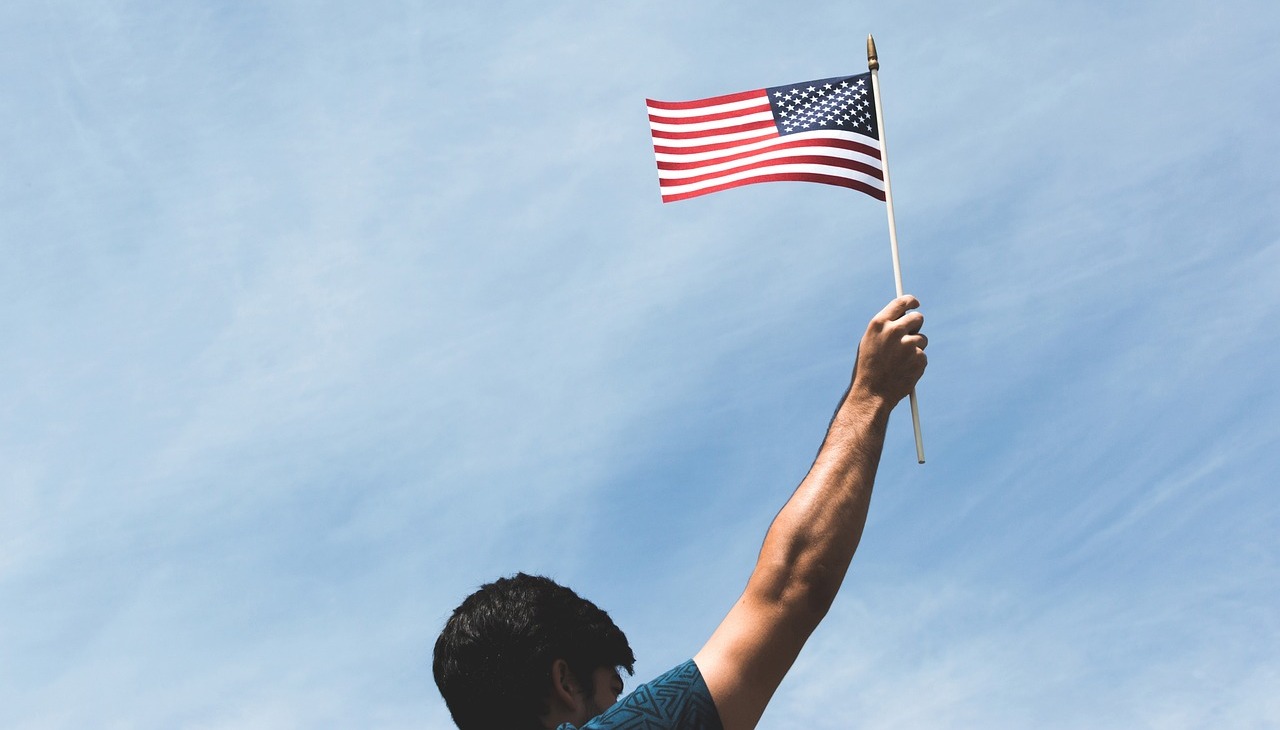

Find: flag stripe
[659,154,882,187]
[647,103,773,127]
[655,136,880,169]
[660,172,886,203]
[652,127,781,150]
[645,89,766,111]
[649,118,778,140]
[645,96,771,119]
[658,161,884,194]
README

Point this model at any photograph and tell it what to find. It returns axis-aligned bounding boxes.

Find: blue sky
[2,1,1278,727]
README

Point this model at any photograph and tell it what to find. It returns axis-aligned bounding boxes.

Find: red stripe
[650,118,777,141]
[648,102,772,126]
[656,138,880,171]
[660,173,886,203]
[652,131,783,156]
[645,89,766,110]
[659,156,883,188]
[652,130,879,157]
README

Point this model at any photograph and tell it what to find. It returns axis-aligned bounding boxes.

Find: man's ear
[548,658,582,711]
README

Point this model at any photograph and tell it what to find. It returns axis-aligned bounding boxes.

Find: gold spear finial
[867,34,879,71]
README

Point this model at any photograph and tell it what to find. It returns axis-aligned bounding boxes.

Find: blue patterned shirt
[558,660,723,730]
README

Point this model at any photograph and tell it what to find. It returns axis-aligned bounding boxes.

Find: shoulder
[575,660,723,730]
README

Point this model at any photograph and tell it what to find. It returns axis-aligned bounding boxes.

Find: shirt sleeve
[572,660,723,730]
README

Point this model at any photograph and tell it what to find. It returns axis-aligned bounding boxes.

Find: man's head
[433,573,635,730]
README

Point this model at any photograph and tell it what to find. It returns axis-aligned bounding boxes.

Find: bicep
[693,590,816,730]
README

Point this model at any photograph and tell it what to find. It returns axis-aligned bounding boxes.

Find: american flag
[647,73,883,204]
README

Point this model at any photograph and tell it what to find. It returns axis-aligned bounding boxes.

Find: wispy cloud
[1,0,1277,727]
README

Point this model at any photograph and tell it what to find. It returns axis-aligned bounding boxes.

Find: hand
[850,295,928,407]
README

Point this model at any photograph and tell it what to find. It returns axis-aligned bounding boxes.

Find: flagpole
[868,34,925,464]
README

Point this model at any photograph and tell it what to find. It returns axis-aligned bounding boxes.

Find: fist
[850,295,928,405]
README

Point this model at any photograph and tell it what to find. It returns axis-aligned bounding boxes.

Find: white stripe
[654,133,799,163]
[653,129,878,161]
[645,94,768,119]
[647,110,774,134]
[649,126,776,149]
[658,163,885,196]
[657,145,882,181]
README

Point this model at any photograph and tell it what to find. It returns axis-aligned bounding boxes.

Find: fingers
[904,332,928,350]
[876,296,924,338]
[868,296,926,347]
[876,294,920,323]
[898,311,924,335]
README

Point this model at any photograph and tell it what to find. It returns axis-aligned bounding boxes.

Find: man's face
[579,666,624,720]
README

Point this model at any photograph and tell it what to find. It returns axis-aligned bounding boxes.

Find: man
[435,295,928,730]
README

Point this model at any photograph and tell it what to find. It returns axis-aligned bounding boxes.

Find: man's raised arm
[693,295,928,730]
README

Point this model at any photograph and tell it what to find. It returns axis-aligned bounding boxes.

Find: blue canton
[765,72,878,139]
[559,660,722,730]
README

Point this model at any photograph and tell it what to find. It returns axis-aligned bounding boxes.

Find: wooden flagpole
[868,34,926,464]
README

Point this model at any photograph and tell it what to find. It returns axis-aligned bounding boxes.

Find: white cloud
[2,0,1278,727]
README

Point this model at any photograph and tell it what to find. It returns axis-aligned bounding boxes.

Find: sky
[2,1,1278,728]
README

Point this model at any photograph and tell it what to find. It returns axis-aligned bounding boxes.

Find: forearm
[746,390,891,622]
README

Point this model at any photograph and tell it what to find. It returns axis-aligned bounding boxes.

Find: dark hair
[433,573,636,730]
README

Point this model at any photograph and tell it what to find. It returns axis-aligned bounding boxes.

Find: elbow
[792,567,841,622]
[751,529,851,628]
